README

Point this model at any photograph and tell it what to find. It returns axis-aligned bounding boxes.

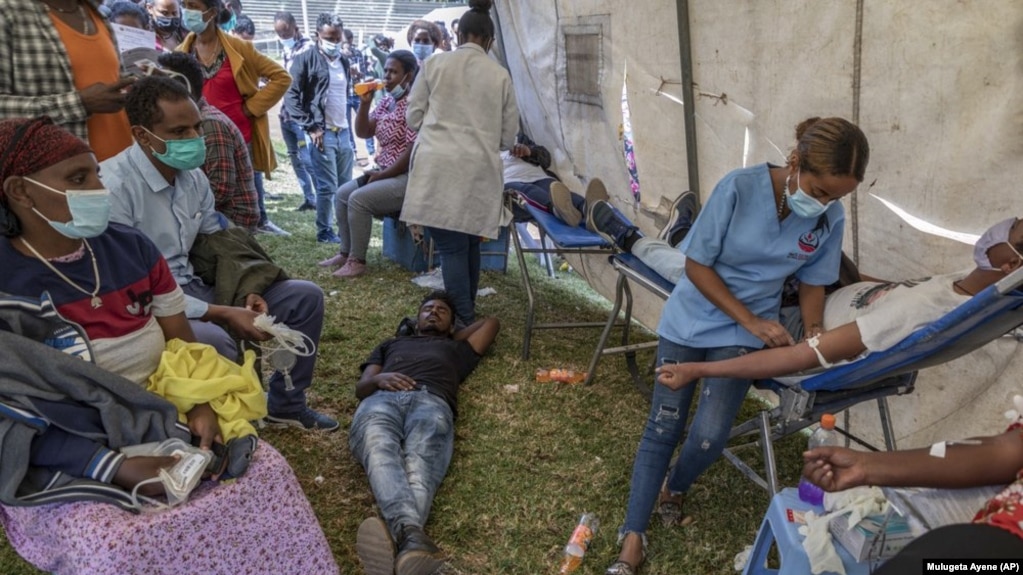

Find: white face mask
[122,439,211,510]
[973,217,1021,271]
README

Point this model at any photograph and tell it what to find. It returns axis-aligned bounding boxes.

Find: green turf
[0,163,809,575]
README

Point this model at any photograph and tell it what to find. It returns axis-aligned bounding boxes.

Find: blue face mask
[412,43,434,62]
[387,77,407,100]
[181,8,209,34]
[280,37,297,50]
[320,39,340,57]
[25,178,111,239]
[785,170,830,219]
[143,127,207,171]
[219,11,237,33]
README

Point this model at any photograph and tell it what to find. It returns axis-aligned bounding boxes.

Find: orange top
[820,413,836,429]
[49,7,132,161]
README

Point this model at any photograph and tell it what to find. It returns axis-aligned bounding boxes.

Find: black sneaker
[317,231,341,244]
[266,407,339,432]
[294,202,316,212]
[395,524,444,575]
[658,191,699,247]
[587,200,637,252]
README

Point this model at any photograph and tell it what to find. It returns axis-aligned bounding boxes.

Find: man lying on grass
[349,290,500,575]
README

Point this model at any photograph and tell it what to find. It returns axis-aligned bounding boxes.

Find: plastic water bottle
[798,413,840,507]
[559,513,599,574]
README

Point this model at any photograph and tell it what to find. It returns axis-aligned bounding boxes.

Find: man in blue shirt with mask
[101,75,338,431]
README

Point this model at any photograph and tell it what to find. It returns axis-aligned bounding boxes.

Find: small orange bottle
[354,80,383,96]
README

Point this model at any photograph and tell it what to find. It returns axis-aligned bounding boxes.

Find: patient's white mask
[973,217,1021,271]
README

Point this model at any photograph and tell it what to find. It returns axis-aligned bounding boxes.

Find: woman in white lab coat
[402,0,519,324]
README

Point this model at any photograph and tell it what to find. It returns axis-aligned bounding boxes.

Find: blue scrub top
[657,163,845,349]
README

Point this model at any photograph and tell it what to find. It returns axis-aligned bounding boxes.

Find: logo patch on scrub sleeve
[798,231,821,253]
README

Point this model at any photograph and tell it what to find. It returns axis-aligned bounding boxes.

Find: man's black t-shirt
[361,335,482,416]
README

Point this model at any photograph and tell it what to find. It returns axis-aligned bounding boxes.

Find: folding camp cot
[509,201,614,359]
[587,255,1023,493]
[730,265,1023,493]
[583,253,672,395]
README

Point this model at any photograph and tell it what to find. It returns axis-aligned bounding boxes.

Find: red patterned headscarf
[0,117,93,199]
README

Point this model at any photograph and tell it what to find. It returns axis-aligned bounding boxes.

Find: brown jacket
[179,29,290,177]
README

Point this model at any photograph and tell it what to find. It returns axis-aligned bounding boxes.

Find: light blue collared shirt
[102,143,224,319]
[657,163,845,349]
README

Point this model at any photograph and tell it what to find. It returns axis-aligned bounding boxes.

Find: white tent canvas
[494,0,1023,448]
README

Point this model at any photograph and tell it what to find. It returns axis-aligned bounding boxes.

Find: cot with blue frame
[509,201,614,359]
[587,255,1023,492]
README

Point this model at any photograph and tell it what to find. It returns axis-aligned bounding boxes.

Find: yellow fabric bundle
[147,339,267,440]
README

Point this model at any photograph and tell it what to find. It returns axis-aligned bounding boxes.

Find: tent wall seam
[851,0,865,266]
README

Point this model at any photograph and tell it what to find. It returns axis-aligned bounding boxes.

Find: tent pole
[675,0,700,199]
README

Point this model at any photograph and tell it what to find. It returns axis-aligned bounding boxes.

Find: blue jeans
[309,128,354,239]
[183,278,325,416]
[621,337,753,535]
[505,178,585,221]
[280,118,316,205]
[247,142,268,225]
[426,227,480,324]
[349,389,454,538]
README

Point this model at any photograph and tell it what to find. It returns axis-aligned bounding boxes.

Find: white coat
[402,42,519,239]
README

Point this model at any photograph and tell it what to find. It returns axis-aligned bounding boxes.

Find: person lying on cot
[655,216,1023,389]
[502,132,610,228]
[801,404,1023,569]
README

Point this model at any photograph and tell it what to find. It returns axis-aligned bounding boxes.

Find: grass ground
[0,160,809,575]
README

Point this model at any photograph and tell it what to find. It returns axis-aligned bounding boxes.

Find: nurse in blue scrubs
[606,117,871,575]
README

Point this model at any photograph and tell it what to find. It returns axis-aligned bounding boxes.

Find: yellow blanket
[147,339,267,440]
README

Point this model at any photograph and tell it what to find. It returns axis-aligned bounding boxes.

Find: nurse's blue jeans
[309,128,354,239]
[349,389,454,538]
[621,337,753,535]
[279,117,317,206]
[426,227,480,324]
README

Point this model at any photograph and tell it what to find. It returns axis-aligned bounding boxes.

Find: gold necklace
[195,38,222,67]
[20,237,103,308]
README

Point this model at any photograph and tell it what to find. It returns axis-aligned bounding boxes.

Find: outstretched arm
[802,430,1023,492]
[799,283,826,339]
[655,321,868,390]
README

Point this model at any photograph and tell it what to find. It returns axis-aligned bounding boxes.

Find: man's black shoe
[395,525,444,575]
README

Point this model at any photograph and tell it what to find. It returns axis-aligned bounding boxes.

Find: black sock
[622,229,642,252]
